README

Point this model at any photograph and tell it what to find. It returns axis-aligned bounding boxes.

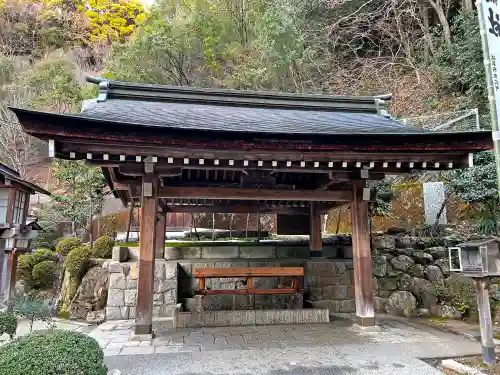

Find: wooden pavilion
[10,77,493,334]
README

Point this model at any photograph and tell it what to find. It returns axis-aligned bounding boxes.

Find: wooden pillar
[135,173,158,335]
[4,250,19,301]
[351,182,375,327]
[155,210,167,259]
[474,278,496,365]
[309,202,322,257]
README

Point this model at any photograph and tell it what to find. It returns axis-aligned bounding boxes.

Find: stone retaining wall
[104,260,178,320]
[371,234,462,317]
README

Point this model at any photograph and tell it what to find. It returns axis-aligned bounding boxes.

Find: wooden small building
[0,163,50,300]
[11,77,493,333]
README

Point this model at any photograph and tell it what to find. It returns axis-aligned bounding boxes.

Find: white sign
[481,0,500,119]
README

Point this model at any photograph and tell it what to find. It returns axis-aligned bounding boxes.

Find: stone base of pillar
[309,251,323,257]
[356,316,376,327]
[134,324,153,335]
[131,332,154,341]
[350,323,381,333]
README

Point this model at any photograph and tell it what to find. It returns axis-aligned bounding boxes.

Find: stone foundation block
[109,273,127,289]
[106,307,123,320]
[127,278,137,289]
[164,290,176,304]
[277,246,309,258]
[112,246,128,262]
[108,290,125,307]
[183,247,201,259]
[124,290,137,306]
[310,300,341,312]
[153,293,164,306]
[129,263,138,280]
[240,246,276,259]
[120,307,130,320]
[161,304,177,317]
[340,299,355,313]
[164,247,182,260]
[154,262,165,280]
[165,263,177,280]
[200,246,239,259]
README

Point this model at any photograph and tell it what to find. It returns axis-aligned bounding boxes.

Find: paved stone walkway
[87,316,484,358]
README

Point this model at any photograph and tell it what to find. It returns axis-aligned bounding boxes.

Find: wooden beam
[4,250,19,301]
[309,202,322,257]
[351,181,375,327]
[135,173,158,335]
[157,186,352,201]
[474,278,496,365]
[166,205,308,215]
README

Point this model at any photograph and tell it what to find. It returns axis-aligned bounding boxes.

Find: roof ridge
[85,76,392,114]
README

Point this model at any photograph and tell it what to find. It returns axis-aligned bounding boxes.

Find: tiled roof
[79,98,424,135]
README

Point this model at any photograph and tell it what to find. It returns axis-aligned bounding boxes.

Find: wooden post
[4,250,19,301]
[135,172,158,335]
[351,182,375,327]
[155,210,167,259]
[309,202,322,257]
[474,278,496,365]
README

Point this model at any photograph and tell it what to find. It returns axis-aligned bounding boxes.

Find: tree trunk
[427,0,453,54]
[257,214,261,240]
[190,214,200,240]
[335,209,342,234]
[229,214,234,239]
[420,2,435,63]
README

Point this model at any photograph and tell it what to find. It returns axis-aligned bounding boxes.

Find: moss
[55,237,82,256]
[64,246,91,278]
[92,236,114,258]
[31,260,57,289]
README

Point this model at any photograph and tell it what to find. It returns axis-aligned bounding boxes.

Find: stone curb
[441,359,487,375]
[52,318,94,327]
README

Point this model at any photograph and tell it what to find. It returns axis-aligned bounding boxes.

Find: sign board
[481,0,500,138]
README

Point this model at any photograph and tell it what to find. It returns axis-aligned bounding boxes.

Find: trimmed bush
[17,249,56,290]
[56,237,82,256]
[64,245,91,278]
[0,312,17,339]
[0,329,107,375]
[92,235,114,258]
[31,260,57,289]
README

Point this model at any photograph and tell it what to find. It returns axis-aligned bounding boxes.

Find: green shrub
[432,275,477,317]
[64,245,91,278]
[56,237,82,256]
[31,260,57,289]
[31,230,60,250]
[92,235,114,258]
[0,312,17,339]
[11,295,53,333]
[0,329,107,375]
[17,249,56,290]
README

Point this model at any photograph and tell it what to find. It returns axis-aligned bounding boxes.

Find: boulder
[429,305,462,319]
[408,264,425,278]
[385,291,417,317]
[425,246,447,259]
[386,264,403,277]
[372,255,387,277]
[391,255,414,271]
[409,277,436,308]
[378,277,399,291]
[491,284,500,301]
[413,252,434,265]
[373,236,395,250]
[86,310,105,323]
[395,236,412,249]
[435,258,451,277]
[396,248,416,257]
[398,274,412,291]
[69,267,109,320]
[425,265,443,282]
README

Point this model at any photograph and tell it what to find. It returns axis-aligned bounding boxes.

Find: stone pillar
[351,182,376,327]
[135,173,158,335]
[155,211,166,259]
[309,202,322,257]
